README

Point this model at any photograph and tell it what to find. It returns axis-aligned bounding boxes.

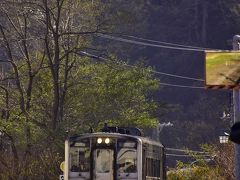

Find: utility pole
[233,34,240,180]
[155,122,173,142]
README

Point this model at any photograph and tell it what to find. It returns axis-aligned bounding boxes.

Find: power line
[116,63,204,82]
[120,34,214,51]
[151,70,204,82]
[97,33,221,52]
[79,51,205,89]
[159,82,204,89]
[166,154,211,157]
[165,147,207,154]
[124,63,203,82]
[79,51,205,84]
[166,154,194,157]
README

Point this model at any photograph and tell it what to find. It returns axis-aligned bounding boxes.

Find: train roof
[68,124,164,147]
[68,132,164,147]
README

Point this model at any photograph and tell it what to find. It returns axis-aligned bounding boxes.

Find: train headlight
[97,138,102,144]
[105,138,110,144]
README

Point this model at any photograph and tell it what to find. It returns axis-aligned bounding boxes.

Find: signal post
[205,35,240,179]
[233,35,240,180]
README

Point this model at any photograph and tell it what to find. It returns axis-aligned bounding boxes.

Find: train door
[93,149,114,180]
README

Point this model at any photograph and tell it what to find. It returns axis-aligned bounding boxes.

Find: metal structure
[64,126,166,180]
[233,34,240,180]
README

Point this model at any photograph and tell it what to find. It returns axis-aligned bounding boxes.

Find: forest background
[0,0,239,179]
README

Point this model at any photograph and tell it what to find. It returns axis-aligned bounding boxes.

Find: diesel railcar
[64,125,166,180]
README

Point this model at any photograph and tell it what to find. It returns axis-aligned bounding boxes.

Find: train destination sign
[205,51,240,89]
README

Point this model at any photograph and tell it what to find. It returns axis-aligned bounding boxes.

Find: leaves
[64,57,160,131]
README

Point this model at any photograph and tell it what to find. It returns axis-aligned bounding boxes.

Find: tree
[167,143,234,180]
[0,1,163,178]
[62,58,160,132]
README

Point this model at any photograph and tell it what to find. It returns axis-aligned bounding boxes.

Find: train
[64,124,166,180]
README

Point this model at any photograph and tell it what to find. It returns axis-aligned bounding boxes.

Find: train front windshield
[67,136,138,180]
[69,139,91,179]
[117,141,137,174]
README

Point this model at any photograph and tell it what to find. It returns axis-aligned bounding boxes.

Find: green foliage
[17,149,62,179]
[0,0,165,178]
[1,0,238,178]
[63,57,160,133]
[167,143,234,180]
[168,165,223,180]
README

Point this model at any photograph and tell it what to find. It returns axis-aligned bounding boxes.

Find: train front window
[94,149,113,173]
[117,141,137,174]
[69,140,90,173]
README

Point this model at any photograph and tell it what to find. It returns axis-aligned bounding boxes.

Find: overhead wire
[79,51,205,90]
[165,147,213,158]
[122,63,204,82]
[151,70,204,82]
[97,33,221,52]
[119,34,214,51]
[79,51,205,89]
[166,154,211,157]
[166,154,194,157]
[159,82,204,89]
[165,147,207,154]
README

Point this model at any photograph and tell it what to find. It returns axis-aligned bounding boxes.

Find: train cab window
[117,140,137,175]
[94,149,113,173]
[69,140,90,178]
